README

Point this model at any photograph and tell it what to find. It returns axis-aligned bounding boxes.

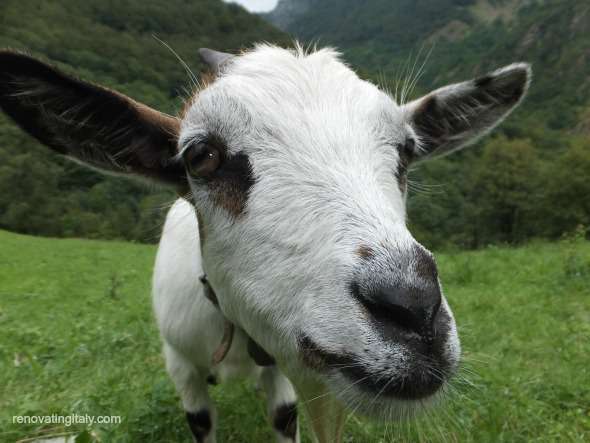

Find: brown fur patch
[207,151,254,218]
[178,71,255,218]
[181,127,253,218]
[356,245,375,260]
[186,135,253,218]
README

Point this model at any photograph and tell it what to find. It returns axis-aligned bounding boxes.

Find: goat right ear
[404,63,531,160]
[0,50,186,190]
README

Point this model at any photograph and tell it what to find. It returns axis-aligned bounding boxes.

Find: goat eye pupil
[185,143,220,177]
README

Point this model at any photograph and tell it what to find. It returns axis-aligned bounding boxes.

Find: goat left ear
[404,63,531,159]
[0,50,186,190]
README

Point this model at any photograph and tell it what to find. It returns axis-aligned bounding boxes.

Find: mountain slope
[264,0,315,29]
[267,0,590,132]
[0,0,288,241]
[268,0,476,58]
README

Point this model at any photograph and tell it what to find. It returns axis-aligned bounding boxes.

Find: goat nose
[351,280,442,341]
[371,284,441,338]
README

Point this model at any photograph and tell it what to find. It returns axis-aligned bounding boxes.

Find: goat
[0,44,530,443]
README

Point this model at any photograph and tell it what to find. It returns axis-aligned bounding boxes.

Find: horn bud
[198,48,234,72]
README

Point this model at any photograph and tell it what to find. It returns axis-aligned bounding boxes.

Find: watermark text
[13,414,121,427]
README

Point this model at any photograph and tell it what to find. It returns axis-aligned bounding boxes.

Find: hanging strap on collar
[200,274,235,366]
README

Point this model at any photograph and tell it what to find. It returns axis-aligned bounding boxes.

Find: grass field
[0,229,589,442]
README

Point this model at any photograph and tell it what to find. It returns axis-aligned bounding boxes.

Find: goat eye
[183,143,221,177]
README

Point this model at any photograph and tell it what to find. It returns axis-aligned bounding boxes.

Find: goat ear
[404,63,531,160]
[0,50,186,190]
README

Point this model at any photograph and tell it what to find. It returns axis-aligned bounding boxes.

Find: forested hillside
[1,0,588,248]
[0,0,288,241]
[266,0,590,247]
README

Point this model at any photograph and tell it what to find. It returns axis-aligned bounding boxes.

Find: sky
[224,0,279,13]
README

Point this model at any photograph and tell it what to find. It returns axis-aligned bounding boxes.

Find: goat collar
[200,275,234,366]
[199,274,275,367]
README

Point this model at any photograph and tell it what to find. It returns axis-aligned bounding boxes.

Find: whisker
[406,43,436,103]
[153,35,199,92]
[402,44,424,105]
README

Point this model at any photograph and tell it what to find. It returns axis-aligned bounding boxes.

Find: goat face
[180,46,530,417]
[0,45,530,419]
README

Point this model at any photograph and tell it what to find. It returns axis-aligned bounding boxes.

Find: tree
[467,137,541,246]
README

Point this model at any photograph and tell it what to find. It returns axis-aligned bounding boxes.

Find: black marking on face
[273,403,298,440]
[247,337,276,367]
[194,152,254,218]
[186,409,212,442]
[206,374,218,386]
[189,136,254,218]
[208,151,254,217]
[298,334,354,371]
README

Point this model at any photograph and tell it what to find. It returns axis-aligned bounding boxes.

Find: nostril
[381,303,423,335]
[350,281,441,340]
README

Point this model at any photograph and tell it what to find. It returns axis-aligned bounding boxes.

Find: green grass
[0,229,588,442]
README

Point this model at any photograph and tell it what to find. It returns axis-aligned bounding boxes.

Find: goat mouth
[298,333,451,401]
[336,362,447,400]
